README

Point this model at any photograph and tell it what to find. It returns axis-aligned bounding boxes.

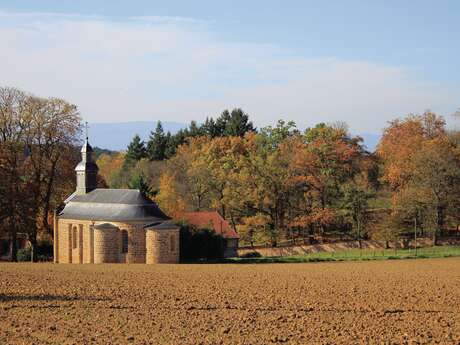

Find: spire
[75,122,98,195]
[81,122,93,154]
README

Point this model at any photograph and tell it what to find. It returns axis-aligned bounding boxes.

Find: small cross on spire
[85,121,89,140]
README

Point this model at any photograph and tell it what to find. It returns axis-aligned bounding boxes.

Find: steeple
[75,122,99,195]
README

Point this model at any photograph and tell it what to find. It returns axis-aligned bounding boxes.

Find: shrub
[240,251,262,258]
[179,223,225,261]
[17,248,31,262]
[36,240,53,259]
[16,240,53,262]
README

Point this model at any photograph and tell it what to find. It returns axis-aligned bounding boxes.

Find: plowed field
[1,259,459,344]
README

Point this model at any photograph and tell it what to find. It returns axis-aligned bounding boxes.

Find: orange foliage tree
[377,112,460,244]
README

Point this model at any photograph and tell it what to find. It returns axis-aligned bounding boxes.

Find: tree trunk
[433,231,438,246]
[28,234,38,262]
[357,219,362,249]
[220,188,226,219]
[41,158,58,234]
[434,205,443,246]
[10,227,18,262]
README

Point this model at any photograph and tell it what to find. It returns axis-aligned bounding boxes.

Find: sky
[0,0,459,133]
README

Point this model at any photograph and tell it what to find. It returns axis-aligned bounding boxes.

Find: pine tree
[202,117,220,137]
[128,173,153,197]
[224,108,255,137]
[215,110,231,135]
[187,120,204,137]
[165,130,186,159]
[124,134,146,167]
[147,121,167,161]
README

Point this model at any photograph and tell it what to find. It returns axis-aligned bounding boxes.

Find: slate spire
[75,123,99,195]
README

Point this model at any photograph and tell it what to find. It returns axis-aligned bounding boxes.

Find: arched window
[72,226,78,249]
[121,230,128,253]
[169,233,176,252]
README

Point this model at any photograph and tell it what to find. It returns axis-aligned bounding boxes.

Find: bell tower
[75,122,99,195]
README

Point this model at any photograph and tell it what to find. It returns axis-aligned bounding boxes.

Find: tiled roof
[59,189,169,222]
[181,211,239,239]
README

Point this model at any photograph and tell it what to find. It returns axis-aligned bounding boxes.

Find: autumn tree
[341,186,373,247]
[289,123,366,237]
[156,172,186,218]
[409,139,460,243]
[97,152,125,187]
[377,112,460,244]
[237,214,272,247]
[165,137,214,212]
[233,123,301,246]
[0,88,31,261]
[0,87,81,261]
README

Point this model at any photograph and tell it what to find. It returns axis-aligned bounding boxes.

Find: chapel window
[170,233,176,252]
[72,226,78,249]
[121,230,128,253]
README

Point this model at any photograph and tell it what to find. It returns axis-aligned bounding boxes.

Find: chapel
[53,137,180,264]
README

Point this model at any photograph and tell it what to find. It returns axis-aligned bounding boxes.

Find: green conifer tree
[128,173,153,197]
[124,134,146,168]
[147,121,167,161]
[224,108,255,137]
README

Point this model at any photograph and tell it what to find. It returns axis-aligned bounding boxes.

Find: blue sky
[0,0,458,133]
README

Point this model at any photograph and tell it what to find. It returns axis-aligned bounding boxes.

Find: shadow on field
[0,293,111,302]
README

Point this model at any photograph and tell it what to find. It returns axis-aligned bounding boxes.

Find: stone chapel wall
[146,228,180,264]
[56,219,179,264]
[94,226,120,263]
[125,226,146,263]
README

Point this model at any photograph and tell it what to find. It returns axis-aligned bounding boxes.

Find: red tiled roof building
[181,211,239,257]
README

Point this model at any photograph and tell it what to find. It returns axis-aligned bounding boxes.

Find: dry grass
[1,259,459,344]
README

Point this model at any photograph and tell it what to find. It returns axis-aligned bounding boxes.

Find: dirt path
[1,259,459,344]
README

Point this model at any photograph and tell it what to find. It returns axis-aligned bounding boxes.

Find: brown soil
[1,259,459,344]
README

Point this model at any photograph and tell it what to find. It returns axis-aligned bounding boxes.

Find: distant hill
[89,121,381,152]
[89,121,187,151]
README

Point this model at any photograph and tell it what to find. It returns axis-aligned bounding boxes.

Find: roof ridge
[94,188,139,191]
[184,211,221,215]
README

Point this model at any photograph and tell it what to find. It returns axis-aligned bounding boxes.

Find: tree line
[1,86,459,261]
[124,108,254,165]
[103,108,254,189]
[102,110,460,248]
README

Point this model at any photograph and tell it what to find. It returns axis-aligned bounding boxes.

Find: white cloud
[0,10,457,132]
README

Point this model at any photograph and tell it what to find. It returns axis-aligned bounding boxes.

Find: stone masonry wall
[94,227,119,263]
[58,219,93,263]
[71,224,83,264]
[83,225,94,264]
[57,219,179,264]
[57,222,71,263]
[125,226,146,264]
[146,229,180,264]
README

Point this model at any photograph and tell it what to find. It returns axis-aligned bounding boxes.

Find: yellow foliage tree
[156,173,186,219]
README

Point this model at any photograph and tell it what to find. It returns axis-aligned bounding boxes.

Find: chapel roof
[81,138,93,153]
[144,220,178,230]
[59,189,169,222]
